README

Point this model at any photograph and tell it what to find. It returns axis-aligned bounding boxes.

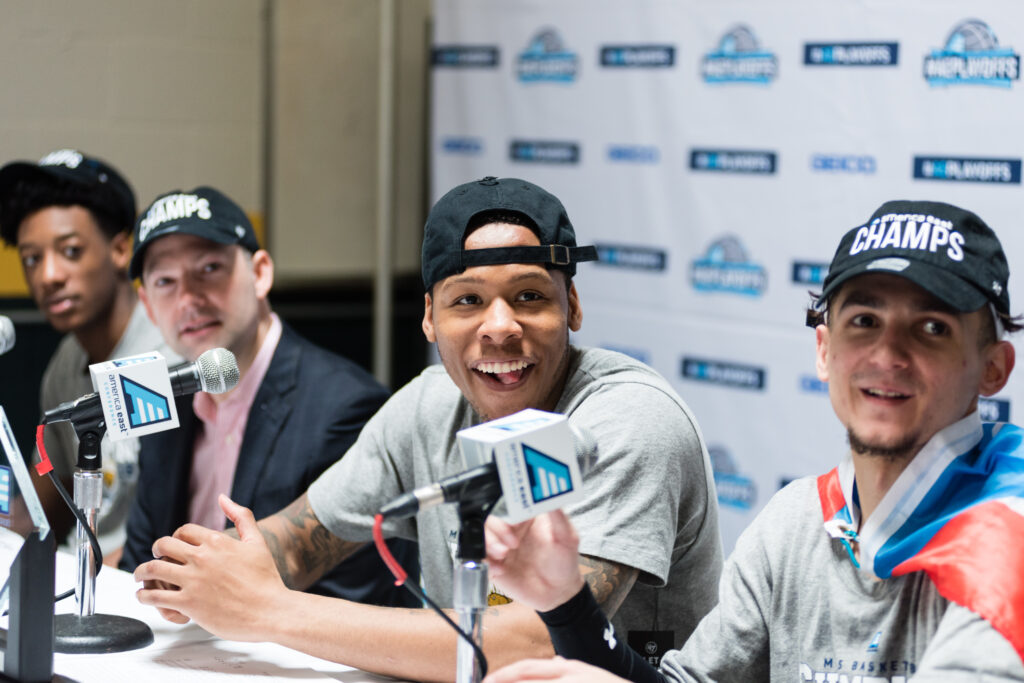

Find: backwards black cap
[421,176,598,291]
[818,199,1010,316]
[0,149,136,244]
[131,186,260,279]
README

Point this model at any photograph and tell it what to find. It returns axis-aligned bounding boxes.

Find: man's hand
[134,494,291,641]
[485,510,586,612]
[483,656,629,683]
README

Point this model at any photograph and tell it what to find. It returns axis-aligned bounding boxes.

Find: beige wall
[0,0,429,295]
[270,0,429,283]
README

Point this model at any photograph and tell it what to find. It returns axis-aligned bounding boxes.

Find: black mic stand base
[53,614,153,654]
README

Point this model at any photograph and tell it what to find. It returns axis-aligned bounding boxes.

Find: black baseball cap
[421,176,598,291]
[818,200,1010,316]
[0,148,136,243]
[130,186,260,279]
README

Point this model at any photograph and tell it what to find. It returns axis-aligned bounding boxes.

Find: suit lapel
[229,326,299,510]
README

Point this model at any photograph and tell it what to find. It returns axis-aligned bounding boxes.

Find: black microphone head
[195,348,239,394]
[0,315,14,355]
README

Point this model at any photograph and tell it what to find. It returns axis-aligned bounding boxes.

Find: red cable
[373,513,408,586]
[34,424,53,476]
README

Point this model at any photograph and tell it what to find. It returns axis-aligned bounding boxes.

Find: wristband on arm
[538,583,669,683]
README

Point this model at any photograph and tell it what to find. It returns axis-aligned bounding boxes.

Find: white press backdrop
[430,0,1024,550]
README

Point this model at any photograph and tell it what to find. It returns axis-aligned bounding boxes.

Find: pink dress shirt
[187,314,282,530]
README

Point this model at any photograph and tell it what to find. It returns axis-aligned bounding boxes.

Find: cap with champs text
[130,186,260,279]
[0,149,136,243]
[818,199,1010,316]
[421,176,598,291]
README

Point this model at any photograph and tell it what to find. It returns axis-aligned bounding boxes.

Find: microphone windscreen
[196,347,239,394]
[0,316,13,355]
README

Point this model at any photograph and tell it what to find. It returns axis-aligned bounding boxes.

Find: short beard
[847,429,918,461]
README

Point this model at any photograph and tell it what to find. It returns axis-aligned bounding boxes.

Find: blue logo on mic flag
[0,466,9,515]
[522,444,573,503]
[120,376,172,428]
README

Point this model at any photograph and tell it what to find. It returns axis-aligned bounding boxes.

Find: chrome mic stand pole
[454,503,488,683]
[53,420,153,653]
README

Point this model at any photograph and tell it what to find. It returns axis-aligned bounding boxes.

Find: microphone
[168,347,240,396]
[0,315,14,355]
[380,411,595,522]
[43,347,239,427]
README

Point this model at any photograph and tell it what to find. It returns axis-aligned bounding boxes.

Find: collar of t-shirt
[187,313,283,530]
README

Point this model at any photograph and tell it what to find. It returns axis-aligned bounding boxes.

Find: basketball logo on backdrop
[923,19,1019,87]
[702,25,777,84]
[691,236,767,296]
[707,445,757,510]
[517,29,578,83]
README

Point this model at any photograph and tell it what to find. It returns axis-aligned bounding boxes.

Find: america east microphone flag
[818,412,1024,663]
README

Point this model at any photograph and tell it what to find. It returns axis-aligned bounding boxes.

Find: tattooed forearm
[578,555,639,618]
[259,493,366,590]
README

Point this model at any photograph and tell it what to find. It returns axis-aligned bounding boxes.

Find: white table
[50,551,400,682]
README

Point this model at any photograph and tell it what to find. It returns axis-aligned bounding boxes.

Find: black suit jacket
[121,323,419,607]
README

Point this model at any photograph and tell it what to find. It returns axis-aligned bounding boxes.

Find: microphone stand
[454,501,489,683]
[52,417,153,653]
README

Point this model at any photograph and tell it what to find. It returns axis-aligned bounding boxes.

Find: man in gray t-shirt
[483,200,1024,682]
[134,176,722,681]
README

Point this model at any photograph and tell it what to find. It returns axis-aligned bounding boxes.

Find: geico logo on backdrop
[509,140,580,164]
[811,154,876,174]
[595,244,667,271]
[517,29,578,83]
[607,144,660,164]
[431,45,500,68]
[600,344,650,365]
[979,397,1011,422]
[913,156,1021,184]
[681,357,766,391]
[701,25,778,84]
[690,149,776,174]
[600,45,675,68]
[804,42,899,66]
[691,235,767,296]
[799,375,829,394]
[791,261,829,286]
[707,445,758,510]
[440,137,483,155]
[924,19,1019,87]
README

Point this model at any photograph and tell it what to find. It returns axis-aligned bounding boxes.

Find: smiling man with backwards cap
[119,186,417,608]
[481,199,1024,683]
[132,176,723,682]
[0,149,179,565]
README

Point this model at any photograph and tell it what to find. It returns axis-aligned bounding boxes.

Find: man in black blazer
[119,186,417,606]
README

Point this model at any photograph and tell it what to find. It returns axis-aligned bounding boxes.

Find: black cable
[46,469,103,603]
[373,511,489,678]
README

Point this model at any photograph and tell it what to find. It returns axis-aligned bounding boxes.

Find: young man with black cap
[0,149,177,565]
[120,186,418,608]
[132,177,723,681]
[481,200,1024,682]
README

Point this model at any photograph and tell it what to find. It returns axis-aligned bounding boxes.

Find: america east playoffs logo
[517,29,578,83]
[923,19,1020,87]
[701,25,777,84]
